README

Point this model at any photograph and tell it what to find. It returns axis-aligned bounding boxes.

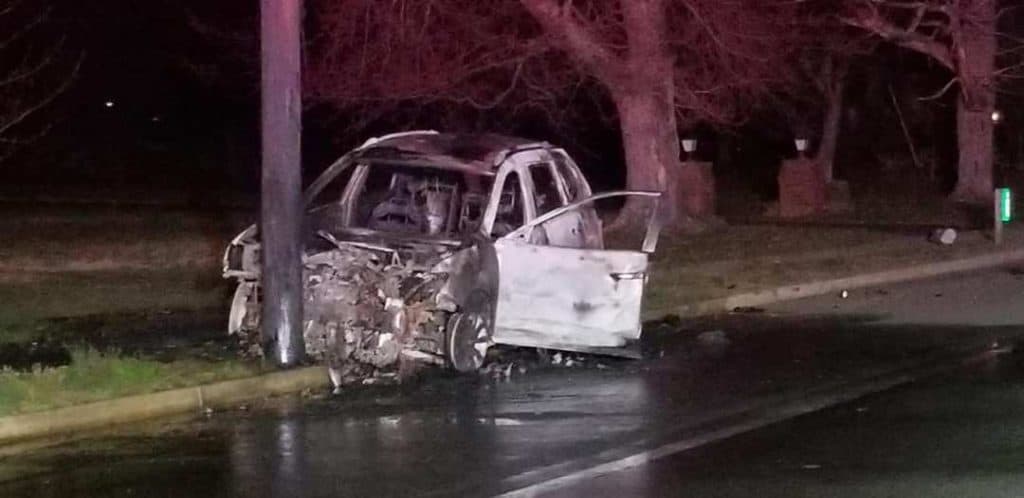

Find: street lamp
[680,138,697,161]
[794,138,809,158]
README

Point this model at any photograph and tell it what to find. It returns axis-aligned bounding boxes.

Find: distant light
[151,116,161,122]
[992,110,1002,123]
[105,101,115,108]
[794,138,809,152]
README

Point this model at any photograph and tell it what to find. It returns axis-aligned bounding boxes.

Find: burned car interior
[309,162,525,241]
[224,131,661,387]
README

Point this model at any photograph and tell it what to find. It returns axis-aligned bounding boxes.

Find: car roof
[354,131,550,175]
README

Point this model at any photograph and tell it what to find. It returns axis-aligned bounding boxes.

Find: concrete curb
[4,247,1022,446]
[0,366,329,446]
[645,247,1024,320]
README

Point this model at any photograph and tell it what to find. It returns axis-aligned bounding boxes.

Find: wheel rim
[449,296,492,372]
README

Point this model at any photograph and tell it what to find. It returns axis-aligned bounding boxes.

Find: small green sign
[998,188,1013,223]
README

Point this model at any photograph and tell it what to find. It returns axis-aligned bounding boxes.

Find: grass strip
[0,348,260,417]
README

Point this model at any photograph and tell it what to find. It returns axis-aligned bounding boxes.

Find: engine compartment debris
[235,240,452,387]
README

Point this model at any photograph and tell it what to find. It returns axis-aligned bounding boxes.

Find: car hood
[225,224,475,275]
[309,228,470,270]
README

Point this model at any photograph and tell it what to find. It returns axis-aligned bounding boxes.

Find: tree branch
[518,0,623,83]
[0,55,80,137]
[917,76,958,100]
[0,0,25,18]
[841,3,954,70]
[0,5,49,51]
[0,37,65,87]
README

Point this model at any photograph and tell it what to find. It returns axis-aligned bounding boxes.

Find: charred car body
[223,131,661,386]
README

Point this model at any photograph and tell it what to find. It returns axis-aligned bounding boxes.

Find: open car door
[491,192,662,356]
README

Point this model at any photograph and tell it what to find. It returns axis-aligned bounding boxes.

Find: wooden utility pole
[260,0,304,366]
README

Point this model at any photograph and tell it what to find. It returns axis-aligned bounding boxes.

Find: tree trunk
[953,100,994,204]
[816,78,843,184]
[611,84,685,227]
[951,0,996,205]
[605,0,713,230]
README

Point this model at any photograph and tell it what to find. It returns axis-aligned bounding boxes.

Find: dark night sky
[0,0,257,190]
[7,0,1020,199]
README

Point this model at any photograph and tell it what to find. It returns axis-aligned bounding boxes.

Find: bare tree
[841,0,1011,205]
[308,0,800,227]
[812,55,850,184]
[789,13,881,185]
[0,1,79,165]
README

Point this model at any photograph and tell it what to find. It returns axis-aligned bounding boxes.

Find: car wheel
[446,291,492,373]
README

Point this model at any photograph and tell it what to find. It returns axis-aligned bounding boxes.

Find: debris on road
[928,227,957,245]
[696,330,730,347]
[477,347,616,381]
[696,330,731,356]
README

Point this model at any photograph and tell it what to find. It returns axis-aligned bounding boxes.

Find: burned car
[223,131,661,385]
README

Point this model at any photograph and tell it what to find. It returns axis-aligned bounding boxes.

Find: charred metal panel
[223,133,663,381]
[492,240,648,349]
[432,237,498,311]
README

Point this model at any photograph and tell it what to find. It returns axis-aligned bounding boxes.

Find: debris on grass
[0,340,71,372]
[731,306,765,314]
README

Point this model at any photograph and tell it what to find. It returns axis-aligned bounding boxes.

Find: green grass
[0,206,265,417]
[0,269,229,343]
[642,223,1024,314]
[0,348,260,416]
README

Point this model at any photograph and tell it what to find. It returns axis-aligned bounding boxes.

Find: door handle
[609,271,645,281]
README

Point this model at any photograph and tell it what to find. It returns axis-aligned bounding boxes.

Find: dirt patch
[0,272,45,284]
[0,204,249,273]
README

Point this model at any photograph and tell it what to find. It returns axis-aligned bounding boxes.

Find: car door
[524,160,586,248]
[505,149,590,249]
[491,192,662,355]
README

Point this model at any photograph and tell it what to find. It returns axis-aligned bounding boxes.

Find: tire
[446,291,493,372]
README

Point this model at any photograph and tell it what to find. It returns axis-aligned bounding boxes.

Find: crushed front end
[224,231,463,388]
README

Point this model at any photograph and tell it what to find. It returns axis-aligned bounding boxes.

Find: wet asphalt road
[2,265,1024,497]
[549,351,1024,498]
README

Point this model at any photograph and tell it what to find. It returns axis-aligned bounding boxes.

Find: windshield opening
[341,163,494,238]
